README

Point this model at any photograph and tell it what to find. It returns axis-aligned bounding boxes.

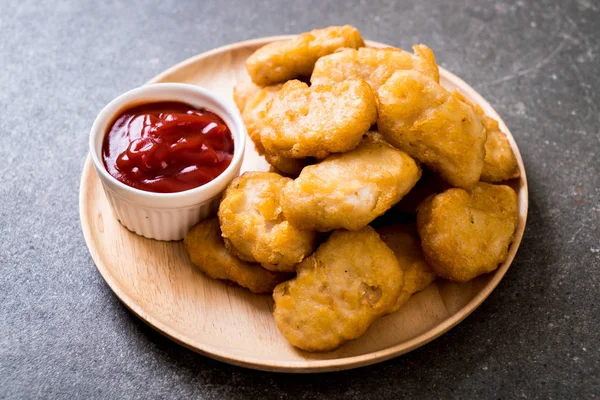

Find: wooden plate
[80,36,528,373]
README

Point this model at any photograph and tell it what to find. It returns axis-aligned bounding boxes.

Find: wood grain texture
[79,36,528,373]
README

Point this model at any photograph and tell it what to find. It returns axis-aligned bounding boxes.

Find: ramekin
[89,83,246,241]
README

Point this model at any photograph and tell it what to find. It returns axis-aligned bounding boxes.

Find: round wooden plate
[80,36,528,373]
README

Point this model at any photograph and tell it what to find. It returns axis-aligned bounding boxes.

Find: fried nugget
[273,227,403,351]
[246,25,365,86]
[417,182,518,282]
[233,79,262,112]
[377,224,436,312]
[480,115,520,182]
[239,82,282,154]
[237,83,310,176]
[377,70,486,189]
[218,172,318,272]
[452,91,520,182]
[311,45,439,90]
[281,140,421,232]
[262,79,378,159]
[184,218,290,294]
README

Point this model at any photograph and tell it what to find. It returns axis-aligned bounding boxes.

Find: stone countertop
[1,0,598,398]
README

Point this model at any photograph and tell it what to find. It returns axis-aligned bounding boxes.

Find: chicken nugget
[246,25,365,86]
[281,139,421,232]
[376,224,436,312]
[273,227,403,351]
[262,79,378,159]
[239,82,282,154]
[452,91,520,182]
[233,79,262,112]
[417,182,518,282]
[184,218,290,294]
[480,116,520,182]
[377,70,486,189]
[311,45,439,90]
[218,172,318,272]
[238,83,310,176]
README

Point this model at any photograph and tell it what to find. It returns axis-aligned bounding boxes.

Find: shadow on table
[119,184,557,398]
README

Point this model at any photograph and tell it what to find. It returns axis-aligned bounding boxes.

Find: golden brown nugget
[239,83,283,154]
[262,79,378,159]
[233,79,262,112]
[184,219,290,294]
[273,227,403,352]
[480,115,520,182]
[246,25,365,86]
[281,140,421,232]
[417,182,518,282]
[238,84,308,176]
[377,224,437,312]
[218,172,317,272]
[377,70,486,189]
[311,45,439,90]
[452,91,520,182]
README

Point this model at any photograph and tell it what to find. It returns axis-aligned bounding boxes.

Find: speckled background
[1,0,598,398]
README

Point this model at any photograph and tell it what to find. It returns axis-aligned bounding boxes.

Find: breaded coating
[361,130,389,145]
[417,182,518,282]
[452,91,520,182]
[262,79,378,159]
[281,140,421,232]
[233,79,262,112]
[237,83,309,176]
[311,45,439,90]
[377,224,436,312]
[218,172,318,272]
[377,70,486,189]
[273,227,403,352]
[184,218,290,294]
[246,25,365,86]
[239,82,283,154]
[480,116,520,182]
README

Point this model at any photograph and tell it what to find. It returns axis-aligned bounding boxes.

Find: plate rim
[80,35,529,373]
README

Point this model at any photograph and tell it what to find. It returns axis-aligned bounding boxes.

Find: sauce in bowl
[102,102,234,193]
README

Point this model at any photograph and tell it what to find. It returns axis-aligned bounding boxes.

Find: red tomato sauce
[102,102,234,193]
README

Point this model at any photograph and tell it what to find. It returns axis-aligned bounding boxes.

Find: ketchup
[102,102,234,193]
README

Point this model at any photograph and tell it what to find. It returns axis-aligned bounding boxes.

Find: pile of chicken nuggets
[184,25,521,352]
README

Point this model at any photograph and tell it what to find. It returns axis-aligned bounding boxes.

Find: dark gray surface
[1,0,598,398]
